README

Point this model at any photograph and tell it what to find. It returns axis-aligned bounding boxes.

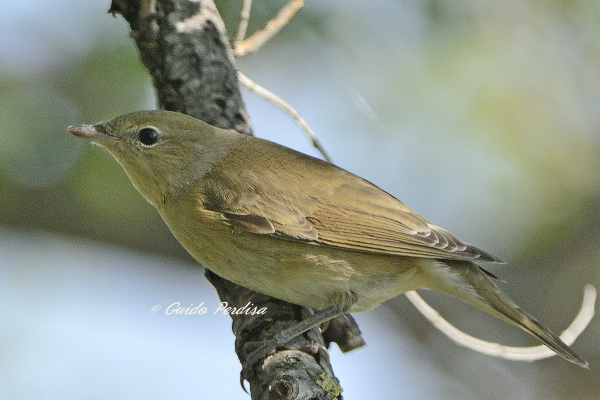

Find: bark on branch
[108,0,357,397]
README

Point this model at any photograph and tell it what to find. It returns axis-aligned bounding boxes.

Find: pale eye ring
[138,127,160,146]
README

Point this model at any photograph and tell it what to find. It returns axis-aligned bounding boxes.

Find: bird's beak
[67,125,116,144]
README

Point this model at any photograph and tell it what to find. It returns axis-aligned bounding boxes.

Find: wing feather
[198,137,503,263]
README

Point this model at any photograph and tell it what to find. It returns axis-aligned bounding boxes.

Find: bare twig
[238,71,333,163]
[404,285,596,362]
[234,0,306,57]
[232,0,252,48]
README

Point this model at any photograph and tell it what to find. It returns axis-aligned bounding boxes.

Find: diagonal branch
[238,71,333,163]
[108,0,347,398]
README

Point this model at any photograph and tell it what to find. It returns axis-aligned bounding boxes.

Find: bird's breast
[157,194,425,312]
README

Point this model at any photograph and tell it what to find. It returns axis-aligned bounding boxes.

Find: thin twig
[404,285,596,362]
[233,0,253,48]
[234,0,306,57]
[238,71,333,163]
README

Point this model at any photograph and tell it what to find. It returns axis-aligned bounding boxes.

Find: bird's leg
[240,304,350,384]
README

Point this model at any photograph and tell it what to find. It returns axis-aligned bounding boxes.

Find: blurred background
[1,0,599,398]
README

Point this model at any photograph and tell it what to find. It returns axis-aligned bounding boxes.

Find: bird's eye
[138,127,160,146]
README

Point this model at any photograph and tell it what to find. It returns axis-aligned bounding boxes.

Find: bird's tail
[426,260,588,368]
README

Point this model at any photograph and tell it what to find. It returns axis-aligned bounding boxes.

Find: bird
[67,110,587,368]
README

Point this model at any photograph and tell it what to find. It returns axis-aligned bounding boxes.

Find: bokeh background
[1,0,599,399]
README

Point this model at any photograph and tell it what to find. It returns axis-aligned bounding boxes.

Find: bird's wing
[305,180,502,262]
[198,140,502,263]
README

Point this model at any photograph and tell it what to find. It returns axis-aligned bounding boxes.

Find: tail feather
[429,260,588,368]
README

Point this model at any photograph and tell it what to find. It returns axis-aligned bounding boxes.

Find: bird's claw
[239,339,278,390]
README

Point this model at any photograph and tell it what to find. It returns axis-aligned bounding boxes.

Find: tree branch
[108,0,348,397]
[237,71,333,163]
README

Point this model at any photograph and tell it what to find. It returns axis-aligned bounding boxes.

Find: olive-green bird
[68,110,587,368]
